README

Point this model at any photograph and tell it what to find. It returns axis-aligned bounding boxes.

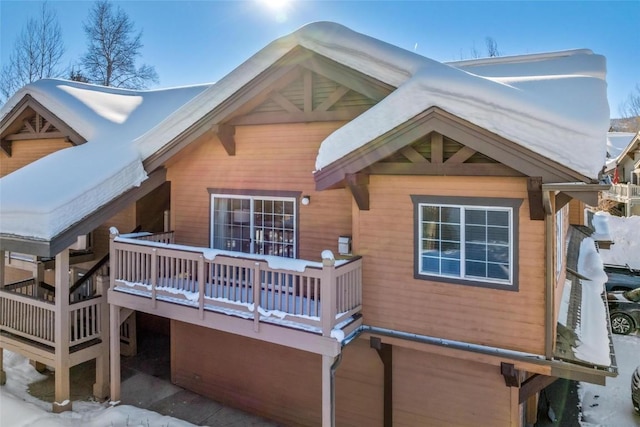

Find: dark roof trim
[0,168,167,257]
[315,107,592,191]
[144,47,394,173]
[0,94,86,148]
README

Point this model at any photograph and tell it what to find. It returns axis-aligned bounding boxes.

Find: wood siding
[568,199,585,225]
[0,138,70,176]
[172,321,383,427]
[358,175,546,354]
[172,321,513,427]
[393,345,513,426]
[166,123,353,261]
[172,320,323,426]
[93,204,136,257]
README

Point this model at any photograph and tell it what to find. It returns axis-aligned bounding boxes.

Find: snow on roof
[312,24,609,177]
[607,131,636,160]
[0,22,610,242]
[0,80,211,240]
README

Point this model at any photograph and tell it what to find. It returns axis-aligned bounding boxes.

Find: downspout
[543,190,555,358]
[329,353,343,426]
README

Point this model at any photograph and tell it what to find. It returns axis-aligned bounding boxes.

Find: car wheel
[610,313,634,335]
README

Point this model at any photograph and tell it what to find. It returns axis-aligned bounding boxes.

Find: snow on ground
[579,333,640,427]
[0,350,196,427]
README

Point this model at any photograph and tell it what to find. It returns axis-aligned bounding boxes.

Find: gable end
[0,94,86,156]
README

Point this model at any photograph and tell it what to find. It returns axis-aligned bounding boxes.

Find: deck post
[322,354,338,427]
[321,252,337,337]
[53,248,72,413]
[0,346,5,385]
[93,275,110,399]
[0,250,5,288]
[109,302,121,404]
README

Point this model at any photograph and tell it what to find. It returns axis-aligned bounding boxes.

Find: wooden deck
[0,277,108,366]
[109,232,363,355]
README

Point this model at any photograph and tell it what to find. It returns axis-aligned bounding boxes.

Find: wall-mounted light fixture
[301,195,311,206]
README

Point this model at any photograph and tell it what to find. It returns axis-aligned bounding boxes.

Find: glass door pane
[211,196,252,253]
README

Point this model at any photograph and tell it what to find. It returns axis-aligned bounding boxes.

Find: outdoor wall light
[301,195,311,206]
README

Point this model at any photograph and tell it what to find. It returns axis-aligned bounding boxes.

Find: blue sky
[1,0,638,117]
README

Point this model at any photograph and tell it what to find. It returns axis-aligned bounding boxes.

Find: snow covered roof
[0,22,610,246]
[0,80,211,242]
[607,132,636,161]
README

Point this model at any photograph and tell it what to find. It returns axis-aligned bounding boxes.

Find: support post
[371,337,393,427]
[0,250,5,288]
[0,346,5,385]
[93,275,110,400]
[53,248,72,413]
[109,303,121,404]
[321,252,337,337]
[322,355,338,427]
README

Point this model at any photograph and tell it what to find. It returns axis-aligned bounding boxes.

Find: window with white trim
[210,193,297,258]
[412,196,521,289]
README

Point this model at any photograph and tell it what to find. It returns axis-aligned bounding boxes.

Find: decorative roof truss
[367,131,522,177]
[0,95,85,157]
[228,67,381,126]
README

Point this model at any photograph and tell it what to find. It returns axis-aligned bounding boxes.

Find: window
[412,196,521,289]
[210,192,297,258]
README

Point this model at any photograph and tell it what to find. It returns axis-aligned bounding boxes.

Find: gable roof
[0,22,610,252]
[0,80,211,247]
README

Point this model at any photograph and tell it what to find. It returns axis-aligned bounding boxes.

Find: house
[0,22,616,426]
[602,131,640,216]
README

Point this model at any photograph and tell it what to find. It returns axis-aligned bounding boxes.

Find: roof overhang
[315,107,594,192]
[0,168,166,257]
[542,182,611,211]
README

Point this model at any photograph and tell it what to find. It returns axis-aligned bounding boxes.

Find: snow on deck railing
[110,234,362,336]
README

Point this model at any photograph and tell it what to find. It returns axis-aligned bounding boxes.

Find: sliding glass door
[210,194,296,258]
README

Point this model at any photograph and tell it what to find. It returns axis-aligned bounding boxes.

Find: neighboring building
[0,22,616,426]
[602,132,640,216]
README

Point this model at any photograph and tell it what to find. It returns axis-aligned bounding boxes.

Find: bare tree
[620,84,640,117]
[0,2,65,103]
[485,37,500,57]
[81,0,158,88]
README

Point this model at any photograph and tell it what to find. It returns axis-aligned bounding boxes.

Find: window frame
[411,195,522,291]
[209,188,301,258]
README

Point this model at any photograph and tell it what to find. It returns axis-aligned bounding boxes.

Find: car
[607,287,640,335]
[604,264,640,292]
[633,366,640,414]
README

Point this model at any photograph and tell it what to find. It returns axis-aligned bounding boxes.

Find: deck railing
[0,280,107,349]
[603,183,640,201]
[111,234,362,336]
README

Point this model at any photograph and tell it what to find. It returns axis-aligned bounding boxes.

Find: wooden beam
[519,374,557,404]
[445,145,476,164]
[5,131,66,141]
[0,139,11,157]
[315,86,350,112]
[399,146,428,163]
[346,173,370,211]
[369,162,523,176]
[228,107,370,126]
[271,92,302,114]
[527,177,545,220]
[430,132,443,164]
[212,124,236,156]
[370,337,393,427]
[555,192,572,212]
[501,362,521,387]
[303,69,312,113]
